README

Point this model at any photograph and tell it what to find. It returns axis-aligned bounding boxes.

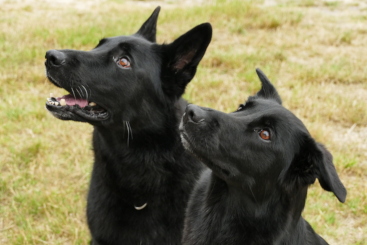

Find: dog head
[180,68,346,204]
[45,7,212,129]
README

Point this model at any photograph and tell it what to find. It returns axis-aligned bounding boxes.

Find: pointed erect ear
[315,143,347,203]
[255,68,282,104]
[161,23,212,99]
[135,6,161,42]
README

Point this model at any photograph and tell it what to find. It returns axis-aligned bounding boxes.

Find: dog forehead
[234,99,286,118]
[234,100,307,131]
[95,35,153,51]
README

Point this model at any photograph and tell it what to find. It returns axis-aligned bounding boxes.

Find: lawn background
[0,0,366,244]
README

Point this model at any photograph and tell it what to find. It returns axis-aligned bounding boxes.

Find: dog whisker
[78,86,85,98]
[128,121,133,140]
[125,121,129,146]
[248,183,258,205]
[87,86,92,99]
[81,85,89,100]
[124,121,133,147]
[75,87,83,98]
[71,87,77,100]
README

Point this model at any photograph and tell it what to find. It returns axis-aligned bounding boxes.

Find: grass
[0,0,366,244]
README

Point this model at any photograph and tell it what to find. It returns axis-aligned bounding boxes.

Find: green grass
[1,0,366,244]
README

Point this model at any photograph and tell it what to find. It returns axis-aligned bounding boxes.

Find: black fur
[45,7,212,244]
[180,68,346,245]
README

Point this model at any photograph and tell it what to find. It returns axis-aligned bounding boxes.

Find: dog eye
[258,129,271,141]
[117,57,131,68]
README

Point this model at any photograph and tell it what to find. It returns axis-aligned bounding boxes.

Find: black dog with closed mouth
[45,7,211,245]
[180,69,346,245]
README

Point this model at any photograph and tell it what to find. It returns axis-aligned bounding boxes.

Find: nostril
[186,105,205,123]
[188,110,196,122]
[45,50,66,66]
[49,55,58,66]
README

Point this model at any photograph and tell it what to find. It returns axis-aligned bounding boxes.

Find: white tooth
[50,93,53,98]
[60,99,66,106]
[89,102,97,106]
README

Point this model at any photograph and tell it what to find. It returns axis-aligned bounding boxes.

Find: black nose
[184,104,206,124]
[45,49,66,66]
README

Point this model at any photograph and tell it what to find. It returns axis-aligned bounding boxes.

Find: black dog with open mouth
[45,7,211,245]
[180,69,346,245]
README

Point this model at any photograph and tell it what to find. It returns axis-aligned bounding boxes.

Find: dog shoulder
[187,168,212,209]
[289,219,329,245]
[185,169,212,226]
[183,169,212,243]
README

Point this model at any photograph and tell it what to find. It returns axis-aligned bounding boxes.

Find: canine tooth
[60,99,66,106]
[89,102,97,106]
[50,93,53,98]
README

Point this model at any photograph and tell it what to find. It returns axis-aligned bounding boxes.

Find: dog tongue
[57,94,88,107]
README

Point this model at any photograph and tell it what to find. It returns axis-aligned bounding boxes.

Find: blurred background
[0,0,366,244]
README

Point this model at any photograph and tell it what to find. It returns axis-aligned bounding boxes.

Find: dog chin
[180,134,192,152]
[180,133,231,179]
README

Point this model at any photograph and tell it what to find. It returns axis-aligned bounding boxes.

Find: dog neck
[90,101,203,207]
[206,172,309,242]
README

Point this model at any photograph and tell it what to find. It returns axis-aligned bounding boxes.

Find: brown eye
[259,129,271,141]
[118,57,131,68]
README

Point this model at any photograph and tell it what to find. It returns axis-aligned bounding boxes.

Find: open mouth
[45,93,109,121]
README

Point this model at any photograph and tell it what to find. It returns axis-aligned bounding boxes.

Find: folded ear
[161,23,212,99]
[289,134,347,203]
[255,68,282,104]
[135,6,161,42]
[315,143,347,203]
